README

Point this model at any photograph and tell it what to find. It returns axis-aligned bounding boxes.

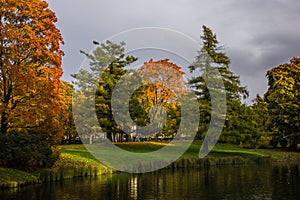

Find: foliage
[138,59,186,104]
[264,57,300,151]
[0,131,58,170]
[72,41,137,142]
[73,42,188,142]
[131,59,186,139]
[59,81,78,143]
[188,25,248,142]
[0,0,65,141]
[189,25,248,101]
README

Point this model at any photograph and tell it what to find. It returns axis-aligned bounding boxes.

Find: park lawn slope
[61,142,300,165]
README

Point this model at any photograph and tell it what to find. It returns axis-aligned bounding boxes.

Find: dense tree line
[72,26,300,151]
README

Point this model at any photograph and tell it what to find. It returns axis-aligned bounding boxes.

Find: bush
[269,137,279,148]
[0,131,59,171]
[279,137,288,148]
[255,135,272,149]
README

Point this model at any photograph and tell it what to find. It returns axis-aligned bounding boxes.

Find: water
[1,164,300,200]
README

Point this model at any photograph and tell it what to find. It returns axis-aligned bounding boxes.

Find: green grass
[57,142,277,170]
[60,141,300,164]
[211,143,300,161]
[39,147,113,182]
[0,168,39,188]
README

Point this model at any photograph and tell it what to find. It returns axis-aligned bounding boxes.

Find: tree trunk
[89,134,93,144]
[107,131,113,142]
[0,112,8,134]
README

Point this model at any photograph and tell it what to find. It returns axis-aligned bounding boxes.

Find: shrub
[279,137,288,148]
[269,138,278,148]
[0,131,59,171]
[256,135,272,149]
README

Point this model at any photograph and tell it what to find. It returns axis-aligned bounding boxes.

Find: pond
[1,164,300,200]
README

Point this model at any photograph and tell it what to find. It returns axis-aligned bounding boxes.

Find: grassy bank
[2,141,300,189]
[0,168,39,189]
[38,152,113,183]
[0,146,113,189]
[113,141,300,162]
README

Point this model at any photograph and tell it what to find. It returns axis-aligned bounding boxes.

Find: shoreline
[1,143,300,189]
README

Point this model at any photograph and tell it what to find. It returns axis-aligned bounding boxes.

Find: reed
[167,156,248,170]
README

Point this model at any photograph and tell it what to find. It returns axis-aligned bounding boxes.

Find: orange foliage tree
[138,59,186,105]
[0,0,65,140]
[131,59,186,138]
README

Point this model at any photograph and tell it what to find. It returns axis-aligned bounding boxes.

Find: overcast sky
[47,0,300,104]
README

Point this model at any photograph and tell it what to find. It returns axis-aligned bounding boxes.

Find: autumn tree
[264,57,300,150]
[188,25,248,143]
[131,59,186,139]
[0,0,65,140]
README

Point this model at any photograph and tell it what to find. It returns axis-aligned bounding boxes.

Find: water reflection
[129,176,138,199]
[1,164,300,200]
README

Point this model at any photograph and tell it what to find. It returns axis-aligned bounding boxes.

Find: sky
[47,0,300,104]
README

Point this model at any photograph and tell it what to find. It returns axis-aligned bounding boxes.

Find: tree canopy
[72,40,137,142]
[132,59,186,139]
[188,25,248,143]
[0,0,65,139]
[264,57,300,150]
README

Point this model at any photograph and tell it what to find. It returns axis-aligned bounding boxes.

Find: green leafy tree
[0,130,58,170]
[72,41,137,142]
[264,57,300,151]
[59,81,78,143]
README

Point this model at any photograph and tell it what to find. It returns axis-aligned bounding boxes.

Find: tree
[0,130,58,170]
[188,25,248,145]
[59,81,78,144]
[238,95,273,149]
[0,0,64,138]
[264,57,300,151]
[131,59,186,139]
[72,41,137,142]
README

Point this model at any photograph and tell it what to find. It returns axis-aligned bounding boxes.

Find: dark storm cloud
[47,0,300,103]
[213,0,300,102]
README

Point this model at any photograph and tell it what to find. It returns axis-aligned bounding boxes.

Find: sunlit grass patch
[39,152,113,182]
[114,141,172,153]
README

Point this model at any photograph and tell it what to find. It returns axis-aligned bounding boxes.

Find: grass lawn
[60,141,300,164]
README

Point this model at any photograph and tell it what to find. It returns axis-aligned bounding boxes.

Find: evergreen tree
[189,25,248,142]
